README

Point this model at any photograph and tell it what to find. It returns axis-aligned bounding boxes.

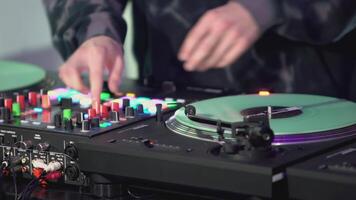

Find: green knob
[100,92,111,101]
[63,109,72,121]
[12,103,21,117]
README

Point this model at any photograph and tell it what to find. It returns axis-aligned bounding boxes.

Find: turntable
[0,60,47,92]
[167,93,356,146]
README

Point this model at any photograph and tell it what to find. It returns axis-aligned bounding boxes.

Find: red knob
[4,98,13,112]
[28,92,37,107]
[111,102,120,112]
[41,94,51,109]
[88,108,97,119]
[100,105,109,119]
[16,95,25,111]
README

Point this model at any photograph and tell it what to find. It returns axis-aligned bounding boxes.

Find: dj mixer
[2,61,356,200]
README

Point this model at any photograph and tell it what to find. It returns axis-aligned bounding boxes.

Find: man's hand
[59,36,124,102]
[178,1,260,71]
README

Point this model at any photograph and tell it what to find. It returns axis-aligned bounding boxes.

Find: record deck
[167,93,356,145]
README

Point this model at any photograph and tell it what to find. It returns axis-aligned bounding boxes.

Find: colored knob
[122,99,130,111]
[54,113,62,128]
[136,104,144,114]
[100,92,111,101]
[88,108,97,119]
[0,97,4,107]
[91,117,100,128]
[111,102,120,112]
[0,108,11,123]
[12,103,21,117]
[110,111,120,123]
[76,112,85,126]
[100,105,109,119]
[125,106,135,118]
[63,109,72,121]
[4,98,13,112]
[64,119,73,130]
[81,120,90,132]
[41,94,51,109]
[28,92,37,107]
[42,110,51,123]
[16,95,25,111]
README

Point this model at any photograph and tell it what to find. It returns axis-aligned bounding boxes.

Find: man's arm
[240,0,356,45]
[43,0,128,59]
[179,0,356,71]
[43,0,128,102]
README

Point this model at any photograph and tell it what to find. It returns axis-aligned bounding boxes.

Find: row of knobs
[16,140,51,152]
[54,99,163,132]
[0,89,51,121]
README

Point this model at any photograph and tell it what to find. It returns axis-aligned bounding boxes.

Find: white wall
[0,1,52,56]
[0,1,138,78]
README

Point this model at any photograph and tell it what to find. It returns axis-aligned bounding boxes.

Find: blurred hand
[59,36,124,102]
[179,1,260,71]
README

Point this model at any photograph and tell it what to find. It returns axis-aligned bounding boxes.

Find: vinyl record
[0,60,46,92]
[166,94,356,145]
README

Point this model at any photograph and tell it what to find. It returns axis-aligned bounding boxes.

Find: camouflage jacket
[44,0,356,100]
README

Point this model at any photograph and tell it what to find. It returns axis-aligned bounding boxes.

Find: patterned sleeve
[43,0,127,60]
[238,0,356,44]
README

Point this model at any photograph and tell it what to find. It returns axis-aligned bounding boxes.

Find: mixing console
[0,88,184,137]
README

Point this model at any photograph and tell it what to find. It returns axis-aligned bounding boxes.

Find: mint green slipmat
[166,94,356,145]
[0,61,46,92]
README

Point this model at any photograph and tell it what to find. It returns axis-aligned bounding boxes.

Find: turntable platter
[166,94,356,145]
[0,60,46,92]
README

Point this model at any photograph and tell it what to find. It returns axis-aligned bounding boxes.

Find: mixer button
[62,109,72,121]
[12,103,21,117]
[54,113,62,128]
[4,98,13,112]
[111,102,120,112]
[110,111,120,123]
[64,119,73,130]
[100,104,109,119]
[16,94,25,111]
[41,90,51,109]
[122,99,130,111]
[136,104,144,114]
[81,120,90,132]
[1,108,11,123]
[76,112,85,126]
[125,106,135,118]
[28,92,38,107]
[0,97,4,107]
